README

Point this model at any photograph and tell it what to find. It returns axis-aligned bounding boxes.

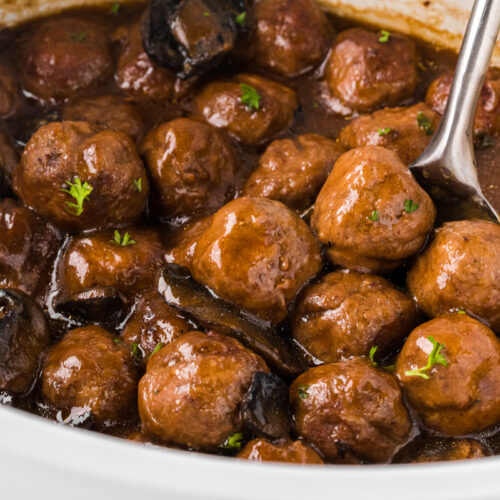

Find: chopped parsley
[150,342,165,357]
[417,112,434,136]
[379,30,391,43]
[111,230,136,247]
[221,432,243,451]
[131,342,142,359]
[113,338,122,344]
[60,177,93,216]
[111,2,120,14]
[133,177,143,192]
[298,384,310,400]
[405,336,448,379]
[404,199,419,213]
[71,32,87,43]
[240,83,261,111]
[235,11,247,25]
[369,346,379,367]
[457,309,467,315]
[378,127,392,136]
[367,210,379,221]
[203,11,210,16]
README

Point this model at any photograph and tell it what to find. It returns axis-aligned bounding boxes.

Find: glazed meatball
[61,95,146,142]
[61,228,165,297]
[138,330,268,450]
[0,199,60,297]
[292,271,419,364]
[18,17,112,102]
[192,197,322,323]
[311,146,436,273]
[339,103,441,165]
[243,134,345,211]
[121,290,192,366]
[0,63,21,117]
[237,438,324,464]
[195,74,298,145]
[325,28,418,113]
[426,70,500,138]
[290,358,411,463]
[407,220,500,332]
[13,121,149,233]
[141,118,238,221]
[0,289,50,394]
[396,314,500,435]
[411,439,489,463]
[243,0,332,76]
[42,326,138,426]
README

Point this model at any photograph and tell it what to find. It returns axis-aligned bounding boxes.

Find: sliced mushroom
[156,265,305,378]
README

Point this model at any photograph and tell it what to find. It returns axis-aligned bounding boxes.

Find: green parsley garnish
[457,309,466,315]
[379,30,391,43]
[378,127,392,136]
[71,32,87,43]
[369,346,379,367]
[113,338,122,344]
[111,230,136,247]
[240,83,261,111]
[235,11,247,25]
[131,342,142,359]
[133,178,143,192]
[60,177,93,216]
[221,432,243,451]
[150,342,165,357]
[203,11,210,16]
[417,112,434,136]
[405,336,448,380]
[404,199,419,213]
[367,210,379,221]
[111,2,120,14]
[298,384,310,400]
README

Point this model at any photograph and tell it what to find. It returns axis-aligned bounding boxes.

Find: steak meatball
[138,330,268,450]
[18,17,112,102]
[243,0,332,76]
[339,103,440,165]
[243,134,345,211]
[13,121,149,233]
[311,146,436,273]
[407,220,500,332]
[290,357,411,463]
[325,28,418,113]
[237,438,324,464]
[292,271,419,364]
[195,74,298,145]
[395,314,500,435]
[192,197,322,323]
[141,118,238,222]
[42,326,138,426]
[0,63,21,118]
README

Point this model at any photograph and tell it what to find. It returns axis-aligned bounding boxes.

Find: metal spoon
[410,0,500,223]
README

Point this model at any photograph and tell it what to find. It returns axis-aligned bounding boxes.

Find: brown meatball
[0,132,19,185]
[407,220,500,332]
[243,0,332,76]
[192,197,322,323]
[61,228,165,297]
[61,95,146,143]
[121,290,192,366]
[339,103,441,165]
[0,63,21,117]
[395,314,500,435]
[13,121,149,233]
[0,289,51,394]
[237,438,324,464]
[141,118,238,221]
[426,70,500,137]
[42,326,138,426]
[18,17,112,102]
[325,28,418,113]
[0,199,60,297]
[292,271,419,364]
[311,146,436,273]
[290,358,411,463]
[138,330,268,450]
[412,439,489,463]
[195,73,298,145]
[243,134,345,211]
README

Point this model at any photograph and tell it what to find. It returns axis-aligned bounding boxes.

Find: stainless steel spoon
[410,0,500,223]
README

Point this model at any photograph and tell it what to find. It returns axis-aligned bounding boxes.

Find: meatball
[243,134,345,211]
[325,28,418,113]
[0,63,21,118]
[292,271,419,364]
[13,121,149,233]
[339,103,441,165]
[237,438,324,464]
[121,290,192,366]
[195,73,298,145]
[138,330,268,450]
[395,314,500,435]
[407,220,500,332]
[0,289,51,394]
[61,228,165,297]
[290,357,411,463]
[141,118,238,221]
[42,326,138,426]
[0,132,19,186]
[0,199,60,297]
[412,439,489,463]
[311,146,436,273]
[243,0,332,76]
[192,197,322,323]
[426,70,500,138]
[18,17,112,102]
[61,95,146,143]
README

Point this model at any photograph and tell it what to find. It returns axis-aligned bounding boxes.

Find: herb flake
[71,32,87,43]
[134,177,143,192]
[378,127,392,136]
[298,384,310,400]
[240,83,261,111]
[367,210,379,221]
[379,30,391,43]
[369,346,378,367]
[405,336,448,380]
[61,177,93,216]
[111,230,136,247]
[404,199,419,213]
[417,111,434,136]
[150,342,165,358]
[111,2,120,14]
[221,432,243,451]
[235,11,247,25]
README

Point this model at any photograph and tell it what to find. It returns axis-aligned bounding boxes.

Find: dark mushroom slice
[142,0,248,78]
[156,264,305,378]
[241,371,291,439]
[0,288,51,395]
